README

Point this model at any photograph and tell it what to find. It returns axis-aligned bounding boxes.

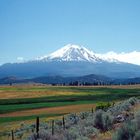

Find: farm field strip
[0,91,82,99]
[0,100,97,114]
[0,88,140,114]
[0,85,140,97]
[0,104,96,118]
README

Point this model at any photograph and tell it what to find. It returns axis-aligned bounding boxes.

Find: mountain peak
[38,44,101,62]
[62,44,82,49]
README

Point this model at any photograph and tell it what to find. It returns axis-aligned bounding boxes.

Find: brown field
[0,104,96,117]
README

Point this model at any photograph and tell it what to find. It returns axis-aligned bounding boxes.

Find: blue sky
[0,0,140,64]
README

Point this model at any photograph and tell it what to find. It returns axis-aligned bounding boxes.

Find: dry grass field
[1,84,140,99]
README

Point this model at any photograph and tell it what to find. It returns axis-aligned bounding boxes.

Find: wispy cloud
[17,57,24,61]
[97,51,140,65]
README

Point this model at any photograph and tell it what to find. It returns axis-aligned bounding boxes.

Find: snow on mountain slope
[36,44,140,65]
[37,44,102,62]
[1,44,140,79]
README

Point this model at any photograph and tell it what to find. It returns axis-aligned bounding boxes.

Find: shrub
[95,102,112,111]
[94,110,104,130]
[112,122,136,140]
[94,110,113,132]
[108,97,138,116]
[102,112,113,131]
[135,131,140,140]
[135,111,140,130]
[128,97,138,106]
[112,100,140,140]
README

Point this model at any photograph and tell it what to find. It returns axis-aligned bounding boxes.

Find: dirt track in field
[0,104,96,117]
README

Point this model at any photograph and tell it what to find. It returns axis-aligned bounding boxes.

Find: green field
[0,85,140,122]
[1,86,140,113]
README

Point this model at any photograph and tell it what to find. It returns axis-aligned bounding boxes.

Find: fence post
[52,120,54,135]
[62,116,65,130]
[92,107,93,114]
[11,130,14,140]
[92,107,94,118]
[36,117,39,138]
[82,113,85,119]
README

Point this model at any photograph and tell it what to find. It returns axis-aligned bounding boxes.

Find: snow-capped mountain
[36,44,120,63]
[0,44,140,79]
[37,44,103,62]
[36,44,140,65]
